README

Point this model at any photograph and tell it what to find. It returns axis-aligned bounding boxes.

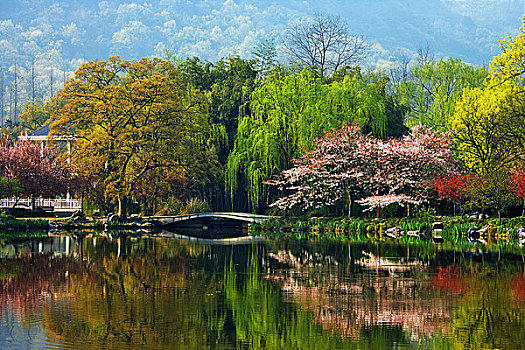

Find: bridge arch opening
[164,216,250,239]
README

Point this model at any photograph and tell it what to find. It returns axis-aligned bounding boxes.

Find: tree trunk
[11,197,20,209]
[118,195,127,219]
[521,199,525,217]
[345,185,352,218]
[376,184,380,218]
[31,193,35,211]
[406,203,410,217]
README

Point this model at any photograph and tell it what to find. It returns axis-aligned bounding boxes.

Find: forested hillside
[0,0,522,124]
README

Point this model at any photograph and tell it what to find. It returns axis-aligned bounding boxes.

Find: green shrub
[414,206,437,222]
[0,214,48,230]
[155,197,211,215]
[155,197,184,215]
[180,198,211,214]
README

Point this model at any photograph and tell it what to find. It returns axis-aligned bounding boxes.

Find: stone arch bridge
[153,212,271,238]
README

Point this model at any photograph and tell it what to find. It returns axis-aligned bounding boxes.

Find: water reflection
[0,234,524,349]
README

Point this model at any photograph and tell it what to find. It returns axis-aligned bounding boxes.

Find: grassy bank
[0,214,49,230]
[0,214,50,240]
[251,215,525,253]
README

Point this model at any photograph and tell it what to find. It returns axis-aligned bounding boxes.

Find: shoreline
[3,214,525,254]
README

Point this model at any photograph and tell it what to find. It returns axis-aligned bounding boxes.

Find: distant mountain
[0,0,522,114]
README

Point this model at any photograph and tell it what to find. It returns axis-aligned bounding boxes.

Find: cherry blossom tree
[268,125,366,216]
[268,125,455,217]
[355,126,456,216]
[0,135,67,210]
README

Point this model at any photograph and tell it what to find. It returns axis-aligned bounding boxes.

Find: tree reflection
[0,237,356,349]
[451,270,525,349]
[223,246,354,349]
[42,237,231,349]
[264,241,525,349]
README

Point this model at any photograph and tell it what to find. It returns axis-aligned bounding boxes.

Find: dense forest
[0,13,524,220]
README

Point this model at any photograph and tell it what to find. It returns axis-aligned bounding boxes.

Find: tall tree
[49,68,54,100]
[177,56,259,211]
[490,19,525,83]
[452,20,525,174]
[31,60,35,105]
[0,67,3,126]
[453,82,525,175]
[18,99,57,132]
[178,56,258,161]
[208,56,258,159]
[178,56,214,92]
[13,63,18,121]
[51,57,219,218]
[283,14,367,78]
[252,39,278,78]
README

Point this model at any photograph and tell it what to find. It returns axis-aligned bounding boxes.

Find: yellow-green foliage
[490,18,525,83]
[453,81,524,174]
[453,19,525,175]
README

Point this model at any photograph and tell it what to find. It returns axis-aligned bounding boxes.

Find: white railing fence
[0,198,81,211]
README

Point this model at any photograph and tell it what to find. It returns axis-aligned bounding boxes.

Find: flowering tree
[434,169,517,219]
[511,169,525,216]
[0,135,67,210]
[432,173,470,215]
[267,125,366,216]
[356,126,456,216]
[269,125,455,217]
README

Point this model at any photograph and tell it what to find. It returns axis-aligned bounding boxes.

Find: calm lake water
[1,233,525,349]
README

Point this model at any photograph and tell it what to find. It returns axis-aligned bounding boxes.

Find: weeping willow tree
[226,71,388,212]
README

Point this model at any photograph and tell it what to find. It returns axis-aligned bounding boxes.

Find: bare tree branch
[283,14,367,78]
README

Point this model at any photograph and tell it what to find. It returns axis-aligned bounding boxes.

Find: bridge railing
[154,212,272,225]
